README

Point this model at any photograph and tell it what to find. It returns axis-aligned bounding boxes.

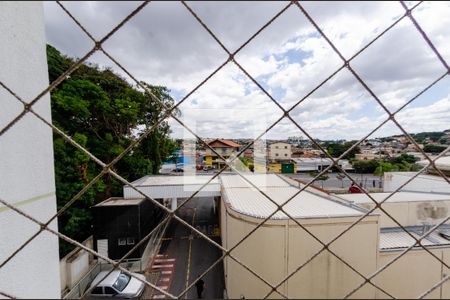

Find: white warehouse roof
[417,156,450,172]
[220,173,291,189]
[124,175,220,199]
[222,174,365,219]
[339,191,450,204]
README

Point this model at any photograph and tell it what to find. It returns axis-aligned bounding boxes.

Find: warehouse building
[340,158,450,298]
[219,174,379,299]
[106,159,450,298]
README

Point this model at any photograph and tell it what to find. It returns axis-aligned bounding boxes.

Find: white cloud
[42,1,450,140]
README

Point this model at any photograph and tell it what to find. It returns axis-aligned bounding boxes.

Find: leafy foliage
[325,141,360,159]
[48,45,178,256]
[423,144,447,154]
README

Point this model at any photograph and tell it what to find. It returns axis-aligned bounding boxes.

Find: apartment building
[203,139,241,169]
[268,142,292,160]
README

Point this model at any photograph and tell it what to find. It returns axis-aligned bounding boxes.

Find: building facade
[268,142,292,160]
[204,139,241,169]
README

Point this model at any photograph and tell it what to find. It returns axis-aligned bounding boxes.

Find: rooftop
[222,174,366,219]
[207,139,241,148]
[130,175,219,187]
[417,156,450,171]
[380,225,450,251]
[94,197,145,207]
[339,191,450,204]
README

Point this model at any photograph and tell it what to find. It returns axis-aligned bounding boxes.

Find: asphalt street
[288,172,384,190]
[149,196,224,299]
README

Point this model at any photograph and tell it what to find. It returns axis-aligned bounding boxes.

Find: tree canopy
[48,45,178,256]
[325,141,360,159]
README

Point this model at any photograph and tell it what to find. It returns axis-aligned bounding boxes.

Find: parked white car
[89,270,146,298]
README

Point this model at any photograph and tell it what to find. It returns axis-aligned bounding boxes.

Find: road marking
[159,286,168,290]
[185,208,197,299]
[160,277,170,282]
[161,237,172,241]
[153,295,166,299]
[155,258,175,263]
[161,270,172,275]
[152,264,174,268]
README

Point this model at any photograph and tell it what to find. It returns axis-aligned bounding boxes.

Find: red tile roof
[208,139,241,148]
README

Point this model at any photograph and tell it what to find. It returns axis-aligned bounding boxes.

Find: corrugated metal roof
[220,173,291,189]
[222,175,364,219]
[339,191,450,204]
[380,226,450,250]
[132,175,219,186]
[124,184,220,199]
[94,197,145,207]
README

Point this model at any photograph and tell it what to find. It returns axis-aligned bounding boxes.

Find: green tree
[352,159,380,173]
[48,45,178,256]
[389,153,418,164]
[423,144,447,154]
[326,142,360,159]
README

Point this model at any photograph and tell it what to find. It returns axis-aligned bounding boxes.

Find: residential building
[355,152,385,160]
[268,142,292,160]
[203,139,241,169]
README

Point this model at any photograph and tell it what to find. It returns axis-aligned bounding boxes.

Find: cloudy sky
[43,1,450,141]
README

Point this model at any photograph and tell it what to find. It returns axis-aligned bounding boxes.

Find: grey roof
[130,175,219,186]
[220,173,291,189]
[124,175,220,199]
[380,225,450,251]
[418,156,450,171]
[222,174,366,219]
[339,191,450,204]
[94,197,145,207]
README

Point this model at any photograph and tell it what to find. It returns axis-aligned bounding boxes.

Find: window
[118,238,126,246]
[113,272,131,291]
[284,154,288,156]
[275,153,279,157]
[275,146,278,149]
[127,237,135,245]
[91,287,103,295]
[285,146,287,149]
[104,287,117,295]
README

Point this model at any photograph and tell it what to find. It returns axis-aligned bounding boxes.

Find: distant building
[293,158,353,172]
[355,152,385,160]
[268,142,292,160]
[204,139,241,169]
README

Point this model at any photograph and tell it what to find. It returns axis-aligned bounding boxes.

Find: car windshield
[112,272,131,292]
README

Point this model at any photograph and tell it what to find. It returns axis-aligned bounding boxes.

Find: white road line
[161,270,172,275]
[152,264,174,268]
[155,258,175,263]
[153,295,166,299]
[159,277,170,282]
[159,286,168,290]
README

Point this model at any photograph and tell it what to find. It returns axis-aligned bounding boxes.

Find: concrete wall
[0,2,61,298]
[60,237,94,293]
[375,248,450,299]
[221,200,380,299]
